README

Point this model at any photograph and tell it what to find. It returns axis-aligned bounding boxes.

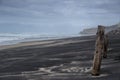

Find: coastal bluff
[80,23,120,36]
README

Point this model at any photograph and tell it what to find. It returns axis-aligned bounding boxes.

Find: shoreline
[0,35,94,50]
[0,34,83,46]
[0,35,119,80]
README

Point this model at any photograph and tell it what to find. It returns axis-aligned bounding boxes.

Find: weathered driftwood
[91,25,105,76]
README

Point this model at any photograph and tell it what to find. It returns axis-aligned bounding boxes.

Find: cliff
[80,22,120,35]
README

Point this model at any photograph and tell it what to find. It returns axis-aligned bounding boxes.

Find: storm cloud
[0,0,120,34]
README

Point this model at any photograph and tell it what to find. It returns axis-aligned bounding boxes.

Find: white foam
[0,33,79,45]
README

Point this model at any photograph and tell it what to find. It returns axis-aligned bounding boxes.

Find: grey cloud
[1,0,120,17]
[0,0,120,34]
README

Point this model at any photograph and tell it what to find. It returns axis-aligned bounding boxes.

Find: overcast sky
[0,0,120,35]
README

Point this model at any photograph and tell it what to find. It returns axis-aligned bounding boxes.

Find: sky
[0,0,120,35]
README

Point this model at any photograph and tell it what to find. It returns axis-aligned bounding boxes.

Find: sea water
[0,33,81,45]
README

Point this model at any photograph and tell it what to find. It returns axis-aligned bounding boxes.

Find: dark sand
[0,35,120,80]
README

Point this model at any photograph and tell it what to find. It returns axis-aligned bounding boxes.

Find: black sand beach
[0,35,120,80]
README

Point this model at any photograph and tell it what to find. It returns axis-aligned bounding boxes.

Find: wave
[0,33,79,45]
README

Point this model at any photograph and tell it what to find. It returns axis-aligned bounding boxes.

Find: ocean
[0,33,81,46]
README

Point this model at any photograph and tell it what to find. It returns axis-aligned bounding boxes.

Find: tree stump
[91,25,105,76]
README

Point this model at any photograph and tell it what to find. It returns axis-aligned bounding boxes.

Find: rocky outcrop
[80,22,120,36]
[107,27,120,35]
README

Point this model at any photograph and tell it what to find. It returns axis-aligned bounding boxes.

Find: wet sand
[0,35,120,80]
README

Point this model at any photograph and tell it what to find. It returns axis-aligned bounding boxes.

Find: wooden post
[91,25,105,76]
[103,35,108,58]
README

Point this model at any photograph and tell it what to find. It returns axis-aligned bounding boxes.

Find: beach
[0,35,120,80]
